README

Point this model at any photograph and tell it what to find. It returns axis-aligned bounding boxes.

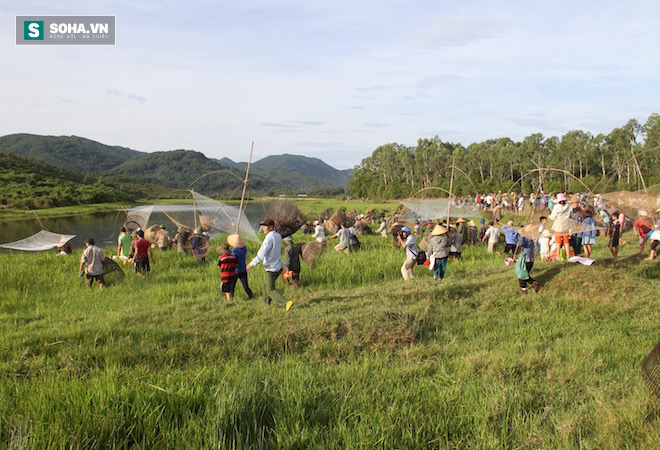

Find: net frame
[642,339,660,400]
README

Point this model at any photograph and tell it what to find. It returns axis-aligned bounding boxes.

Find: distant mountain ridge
[217,154,352,190]
[0,133,351,196]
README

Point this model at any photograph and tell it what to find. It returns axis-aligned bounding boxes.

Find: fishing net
[102,258,125,285]
[143,224,161,243]
[266,202,306,238]
[400,198,481,221]
[191,191,259,242]
[192,235,210,260]
[0,230,76,252]
[124,206,154,231]
[602,186,660,219]
[300,242,325,269]
[642,339,660,400]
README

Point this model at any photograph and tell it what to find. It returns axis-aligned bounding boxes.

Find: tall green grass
[1,227,660,448]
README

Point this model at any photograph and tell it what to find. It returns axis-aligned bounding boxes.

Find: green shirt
[118,232,132,257]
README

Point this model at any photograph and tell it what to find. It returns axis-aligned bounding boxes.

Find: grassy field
[2,220,660,448]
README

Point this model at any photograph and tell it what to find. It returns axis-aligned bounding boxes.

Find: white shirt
[250,230,283,272]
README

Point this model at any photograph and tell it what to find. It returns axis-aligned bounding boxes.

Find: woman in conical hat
[427,225,450,281]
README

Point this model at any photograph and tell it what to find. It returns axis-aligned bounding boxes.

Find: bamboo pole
[446,156,456,224]
[236,141,254,233]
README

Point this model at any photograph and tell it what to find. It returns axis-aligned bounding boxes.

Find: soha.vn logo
[24,20,44,40]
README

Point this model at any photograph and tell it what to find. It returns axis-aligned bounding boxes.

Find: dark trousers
[518,261,536,288]
[230,271,254,299]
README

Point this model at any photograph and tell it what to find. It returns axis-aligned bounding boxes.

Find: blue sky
[2,0,658,169]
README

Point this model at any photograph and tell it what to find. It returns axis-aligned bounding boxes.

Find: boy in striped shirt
[218,243,237,303]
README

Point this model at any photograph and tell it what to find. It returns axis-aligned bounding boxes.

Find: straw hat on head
[542,229,552,239]
[431,225,447,236]
[467,220,476,227]
[227,234,246,248]
[456,218,466,223]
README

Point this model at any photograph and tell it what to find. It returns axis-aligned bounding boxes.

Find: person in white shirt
[246,219,293,311]
[312,220,326,244]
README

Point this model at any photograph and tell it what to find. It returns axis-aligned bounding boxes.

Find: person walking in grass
[397,226,417,280]
[580,210,598,259]
[227,234,254,300]
[516,229,540,295]
[79,237,106,291]
[329,222,353,254]
[133,229,153,279]
[633,210,653,255]
[246,219,293,312]
[427,225,450,281]
[116,227,132,262]
[549,192,572,261]
[282,235,302,288]
[608,211,621,261]
[482,221,500,254]
[501,220,520,256]
[218,243,237,303]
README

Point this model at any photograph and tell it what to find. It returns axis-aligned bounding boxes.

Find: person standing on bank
[397,226,418,280]
[246,219,294,312]
[79,238,107,291]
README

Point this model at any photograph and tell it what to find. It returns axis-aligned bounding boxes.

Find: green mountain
[218,154,352,192]
[0,133,141,173]
[108,150,284,196]
[0,152,175,209]
[0,134,352,197]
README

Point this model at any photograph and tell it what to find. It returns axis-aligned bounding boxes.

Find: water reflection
[0,203,270,250]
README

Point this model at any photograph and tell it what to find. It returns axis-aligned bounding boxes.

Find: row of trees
[347,114,660,199]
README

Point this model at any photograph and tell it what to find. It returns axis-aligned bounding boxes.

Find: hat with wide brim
[456,218,466,223]
[467,220,476,227]
[227,234,246,248]
[542,229,552,238]
[431,225,448,236]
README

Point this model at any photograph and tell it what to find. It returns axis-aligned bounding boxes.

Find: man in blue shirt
[501,220,520,256]
[247,219,293,311]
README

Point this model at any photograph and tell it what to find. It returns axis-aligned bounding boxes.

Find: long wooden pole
[446,156,456,224]
[236,141,254,233]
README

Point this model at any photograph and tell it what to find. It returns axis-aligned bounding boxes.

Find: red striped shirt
[218,254,237,284]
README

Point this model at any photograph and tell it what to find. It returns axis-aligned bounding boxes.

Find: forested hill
[0,152,177,209]
[348,114,660,199]
[108,150,284,196]
[0,134,351,197]
[0,133,142,173]
[218,154,352,194]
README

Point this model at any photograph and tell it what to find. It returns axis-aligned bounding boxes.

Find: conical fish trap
[267,202,306,238]
[642,339,660,400]
[103,258,125,286]
[300,242,325,269]
[325,211,346,235]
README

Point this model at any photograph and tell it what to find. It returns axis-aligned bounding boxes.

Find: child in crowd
[218,243,237,302]
[539,229,552,262]
[608,212,621,260]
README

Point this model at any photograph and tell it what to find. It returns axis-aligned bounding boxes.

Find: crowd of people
[77,192,659,303]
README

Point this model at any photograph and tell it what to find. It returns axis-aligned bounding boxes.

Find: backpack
[349,233,360,250]
[514,254,529,280]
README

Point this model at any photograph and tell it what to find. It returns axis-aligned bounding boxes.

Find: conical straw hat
[227,234,246,248]
[431,225,447,236]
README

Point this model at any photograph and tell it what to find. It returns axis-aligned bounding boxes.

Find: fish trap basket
[103,258,125,286]
[300,242,325,269]
[268,202,306,238]
[642,339,660,400]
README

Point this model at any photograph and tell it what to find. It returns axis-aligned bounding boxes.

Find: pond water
[0,203,270,251]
